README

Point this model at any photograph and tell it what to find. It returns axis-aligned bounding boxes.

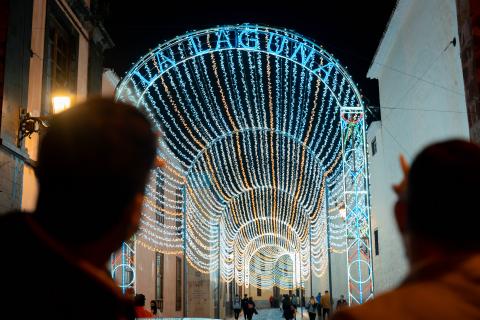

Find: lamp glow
[52,95,71,114]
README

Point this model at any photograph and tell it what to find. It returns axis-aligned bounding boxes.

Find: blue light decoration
[115,24,373,304]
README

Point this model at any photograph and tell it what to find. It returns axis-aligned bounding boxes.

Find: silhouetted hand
[392,155,409,200]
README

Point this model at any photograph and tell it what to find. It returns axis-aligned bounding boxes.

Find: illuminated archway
[115,24,373,304]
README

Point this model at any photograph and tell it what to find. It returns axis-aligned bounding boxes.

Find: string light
[115,25,373,301]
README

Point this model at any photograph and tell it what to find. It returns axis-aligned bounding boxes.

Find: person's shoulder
[0,210,26,227]
[331,290,406,320]
[332,281,452,320]
[0,211,37,254]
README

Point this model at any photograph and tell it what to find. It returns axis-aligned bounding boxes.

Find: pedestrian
[246,297,257,320]
[150,300,158,316]
[335,295,347,312]
[306,296,318,320]
[134,294,154,318]
[291,294,298,308]
[233,294,242,320]
[321,290,331,319]
[241,294,249,320]
[316,292,322,319]
[269,295,274,308]
[0,98,157,319]
[280,294,285,311]
[333,140,480,320]
[282,295,295,320]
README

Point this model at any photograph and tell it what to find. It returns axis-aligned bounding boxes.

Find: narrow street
[227,308,311,320]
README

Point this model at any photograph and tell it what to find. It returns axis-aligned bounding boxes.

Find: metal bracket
[18,109,50,145]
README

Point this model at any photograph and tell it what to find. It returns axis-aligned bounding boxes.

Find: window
[155,252,164,312]
[371,137,377,156]
[257,287,261,297]
[175,257,182,311]
[43,2,78,114]
[374,229,380,256]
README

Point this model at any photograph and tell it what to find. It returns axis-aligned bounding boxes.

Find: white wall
[102,69,120,97]
[367,0,469,294]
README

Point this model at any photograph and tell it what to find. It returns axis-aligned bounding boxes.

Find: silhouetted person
[246,297,257,320]
[241,294,249,320]
[306,296,318,320]
[233,294,242,320]
[283,295,295,320]
[336,295,348,312]
[150,300,158,316]
[316,292,322,318]
[134,294,154,318]
[333,140,480,319]
[321,290,331,319]
[0,98,157,319]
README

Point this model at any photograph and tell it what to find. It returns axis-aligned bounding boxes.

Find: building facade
[0,0,113,214]
[365,0,470,294]
[457,0,480,143]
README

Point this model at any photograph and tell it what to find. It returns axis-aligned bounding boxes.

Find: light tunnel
[115,24,373,304]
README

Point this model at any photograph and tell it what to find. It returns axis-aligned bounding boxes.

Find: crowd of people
[1,97,479,319]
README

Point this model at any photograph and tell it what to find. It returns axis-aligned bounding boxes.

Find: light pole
[182,186,188,317]
[309,222,313,298]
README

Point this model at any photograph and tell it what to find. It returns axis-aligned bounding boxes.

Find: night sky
[103,1,396,107]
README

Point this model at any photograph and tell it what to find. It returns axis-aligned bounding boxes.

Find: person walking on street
[246,297,257,320]
[150,300,157,316]
[316,292,322,319]
[291,294,299,308]
[282,295,295,320]
[241,294,249,320]
[134,294,154,318]
[233,294,242,320]
[306,296,318,320]
[321,290,331,319]
[336,295,348,312]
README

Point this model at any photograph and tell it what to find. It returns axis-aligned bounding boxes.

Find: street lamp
[18,94,72,144]
[52,95,72,114]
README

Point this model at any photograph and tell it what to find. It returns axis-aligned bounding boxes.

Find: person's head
[244,294,248,298]
[35,98,157,252]
[310,296,315,302]
[394,140,480,262]
[150,300,156,307]
[340,294,345,299]
[325,290,328,294]
[134,294,146,307]
[235,294,239,298]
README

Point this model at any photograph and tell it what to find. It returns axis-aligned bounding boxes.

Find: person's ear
[394,199,408,235]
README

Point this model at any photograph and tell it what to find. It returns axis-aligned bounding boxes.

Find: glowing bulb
[52,95,72,114]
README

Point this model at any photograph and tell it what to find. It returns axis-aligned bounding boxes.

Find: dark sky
[103,1,396,106]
